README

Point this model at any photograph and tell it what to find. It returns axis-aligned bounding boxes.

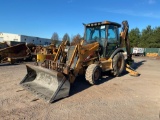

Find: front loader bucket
[20,64,70,103]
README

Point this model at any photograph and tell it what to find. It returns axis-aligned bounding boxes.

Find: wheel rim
[117,57,122,70]
[94,68,100,81]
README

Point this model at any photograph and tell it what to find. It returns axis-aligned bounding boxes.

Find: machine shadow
[121,60,146,76]
[69,75,114,97]
[69,60,146,97]
[132,60,146,70]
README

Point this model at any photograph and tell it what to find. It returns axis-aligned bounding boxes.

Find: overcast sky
[0,0,159,39]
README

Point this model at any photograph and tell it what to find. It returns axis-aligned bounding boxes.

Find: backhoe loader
[20,20,139,103]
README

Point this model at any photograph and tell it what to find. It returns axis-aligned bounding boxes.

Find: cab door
[104,25,119,58]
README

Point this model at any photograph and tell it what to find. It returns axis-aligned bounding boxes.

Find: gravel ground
[0,57,160,120]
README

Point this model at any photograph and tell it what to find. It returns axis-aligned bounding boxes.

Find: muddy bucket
[20,64,70,103]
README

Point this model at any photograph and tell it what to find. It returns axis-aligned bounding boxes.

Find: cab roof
[85,20,121,28]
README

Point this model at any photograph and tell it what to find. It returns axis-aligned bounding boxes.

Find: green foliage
[129,25,160,48]
[129,28,141,47]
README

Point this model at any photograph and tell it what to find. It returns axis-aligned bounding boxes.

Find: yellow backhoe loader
[20,20,139,103]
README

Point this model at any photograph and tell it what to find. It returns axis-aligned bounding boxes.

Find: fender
[110,48,124,59]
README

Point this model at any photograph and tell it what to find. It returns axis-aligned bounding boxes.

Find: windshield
[85,25,106,45]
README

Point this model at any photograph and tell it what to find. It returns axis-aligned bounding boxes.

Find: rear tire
[112,52,125,76]
[85,64,102,85]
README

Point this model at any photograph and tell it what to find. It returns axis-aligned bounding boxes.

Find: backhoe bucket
[20,64,70,103]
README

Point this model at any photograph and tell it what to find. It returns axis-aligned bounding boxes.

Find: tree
[71,34,81,45]
[140,25,153,47]
[147,27,160,48]
[51,32,59,45]
[62,33,70,45]
[128,25,160,48]
[129,28,141,47]
[62,33,70,41]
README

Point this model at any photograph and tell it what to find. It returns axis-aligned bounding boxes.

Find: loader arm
[69,41,100,83]
[53,40,68,62]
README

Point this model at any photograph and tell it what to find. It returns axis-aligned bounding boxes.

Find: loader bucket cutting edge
[20,64,70,103]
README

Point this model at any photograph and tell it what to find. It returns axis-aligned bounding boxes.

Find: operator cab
[84,21,121,58]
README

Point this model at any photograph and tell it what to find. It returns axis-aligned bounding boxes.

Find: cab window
[107,25,117,43]
[85,25,106,45]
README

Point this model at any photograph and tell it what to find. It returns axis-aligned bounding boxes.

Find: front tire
[112,52,125,76]
[85,64,102,85]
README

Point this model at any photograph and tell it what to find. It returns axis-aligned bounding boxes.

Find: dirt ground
[0,57,160,120]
